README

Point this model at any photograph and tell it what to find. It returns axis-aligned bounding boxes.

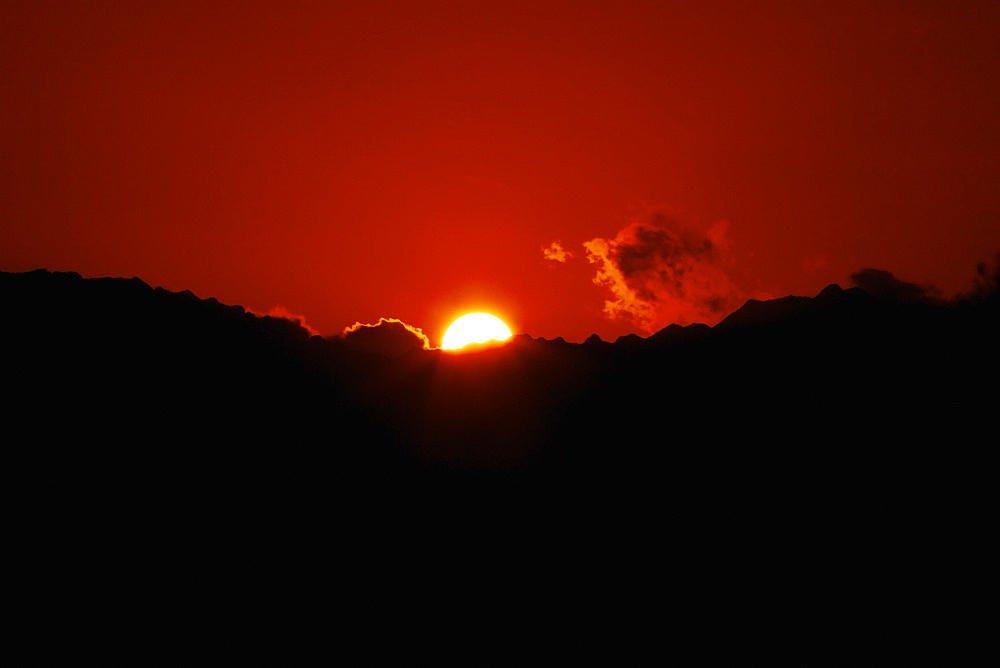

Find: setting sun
[441,313,513,350]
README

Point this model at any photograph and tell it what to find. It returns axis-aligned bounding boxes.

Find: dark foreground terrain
[4,268,998,663]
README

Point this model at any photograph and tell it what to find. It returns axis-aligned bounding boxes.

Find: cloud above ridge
[583,214,747,332]
[249,305,321,336]
[850,268,940,305]
[340,317,431,355]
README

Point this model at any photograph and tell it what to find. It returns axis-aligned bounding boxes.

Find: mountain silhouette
[3,268,997,662]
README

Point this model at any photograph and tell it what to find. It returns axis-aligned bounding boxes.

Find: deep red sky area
[4,1,999,343]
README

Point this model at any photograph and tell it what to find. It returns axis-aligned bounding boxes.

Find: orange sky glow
[3,1,999,344]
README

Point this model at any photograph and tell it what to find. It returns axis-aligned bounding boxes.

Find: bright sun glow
[442,313,513,350]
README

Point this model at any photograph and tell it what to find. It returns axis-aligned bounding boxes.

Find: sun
[442,313,513,350]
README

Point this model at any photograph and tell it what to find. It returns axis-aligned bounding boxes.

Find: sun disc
[442,313,513,350]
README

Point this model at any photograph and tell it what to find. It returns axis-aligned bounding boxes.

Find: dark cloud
[583,214,747,331]
[340,317,431,355]
[966,252,1000,303]
[850,268,940,304]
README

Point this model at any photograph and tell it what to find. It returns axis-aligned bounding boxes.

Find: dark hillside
[3,269,997,662]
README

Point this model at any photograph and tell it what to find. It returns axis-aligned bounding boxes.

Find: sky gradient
[4,1,999,343]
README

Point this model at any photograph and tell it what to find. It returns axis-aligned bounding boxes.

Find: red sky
[4,1,999,344]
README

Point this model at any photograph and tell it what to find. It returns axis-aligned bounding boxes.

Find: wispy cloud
[543,241,572,263]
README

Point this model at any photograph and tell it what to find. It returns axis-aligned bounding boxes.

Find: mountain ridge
[3,267,997,663]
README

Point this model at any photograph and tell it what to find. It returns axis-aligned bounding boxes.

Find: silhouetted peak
[615,333,644,346]
[514,334,574,349]
[153,285,200,304]
[817,283,875,305]
[29,268,82,281]
[654,323,684,336]
[647,322,711,345]
[583,333,604,345]
[816,284,844,300]
[716,294,816,330]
